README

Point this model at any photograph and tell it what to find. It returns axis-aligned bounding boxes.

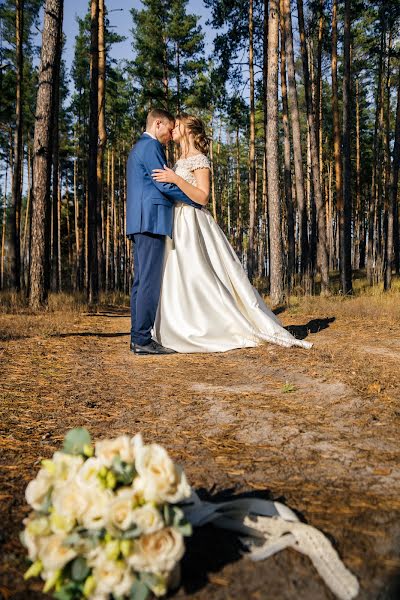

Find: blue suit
[126,133,201,346]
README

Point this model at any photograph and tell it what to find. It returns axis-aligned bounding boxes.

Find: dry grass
[1,291,400,599]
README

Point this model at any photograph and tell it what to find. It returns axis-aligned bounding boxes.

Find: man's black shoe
[130,340,177,355]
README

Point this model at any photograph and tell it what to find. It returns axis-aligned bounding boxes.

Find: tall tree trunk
[87,0,99,304]
[266,0,284,305]
[392,78,400,276]
[384,33,395,290]
[354,78,362,270]
[22,137,31,279]
[10,0,24,291]
[331,0,343,287]
[279,0,294,290]
[1,162,9,290]
[315,0,324,180]
[29,0,64,309]
[282,0,308,278]
[248,0,256,280]
[51,30,61,293]
[235,127,242,258]
[341,0,352,293]
[297,0,329,293]
[97,0,106,291]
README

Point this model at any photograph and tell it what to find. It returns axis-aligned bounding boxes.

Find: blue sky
[62,0,215,86]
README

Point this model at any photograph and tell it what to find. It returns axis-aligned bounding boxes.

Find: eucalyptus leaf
[172,506,184,527]
[63,428,92,456]
[176,521,193,536]
[163,504,172,526]
[121,526,141,539]
[139,572,159,588]
[70,556,90,582]
[130,579,150,600]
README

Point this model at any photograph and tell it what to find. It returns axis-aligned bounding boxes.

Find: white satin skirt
[153,203,312,353]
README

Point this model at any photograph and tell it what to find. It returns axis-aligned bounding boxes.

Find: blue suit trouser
[131,232,165,346]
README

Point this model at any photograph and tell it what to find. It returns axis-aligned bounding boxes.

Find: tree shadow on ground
[180,487,305,596]
[52,332,129,338]
[286,317,336,340]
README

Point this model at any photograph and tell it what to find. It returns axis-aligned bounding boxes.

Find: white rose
[52,452,84,488]
[80,487,113,530]
[91,552,134,597]
[107,489,137,532]
[134,443,191,503]
[38,533,77,572]
[20,528,40,561]
[25,469,53,510]
[52,482,89,523]
[128,528,184,574]
[76,457,103,489]
[95,436,134,467]
[131,504,164,535]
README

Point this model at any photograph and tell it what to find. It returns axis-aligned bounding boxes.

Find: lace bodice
[173,154,211,187]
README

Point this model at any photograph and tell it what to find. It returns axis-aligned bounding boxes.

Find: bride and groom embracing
[126,108,312,355]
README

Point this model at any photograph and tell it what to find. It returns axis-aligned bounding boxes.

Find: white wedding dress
[153,154,312,353]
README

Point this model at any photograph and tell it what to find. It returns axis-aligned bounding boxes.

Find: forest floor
[1,288,400,600]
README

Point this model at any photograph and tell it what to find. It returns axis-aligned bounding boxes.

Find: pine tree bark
[87,0,99,304]
[29,0,64,309]
[297,0,329,293]
[266,0,284,305]
[1,161,9,290]
[10,0,24,291]
[392,79,400,275]
[341,0,352,293]
[331,0,344,289]
[279,0,294,289]
[247,0,256,280]
[282,0,308,278]
[97,0,106,290]
[51,28,62,293]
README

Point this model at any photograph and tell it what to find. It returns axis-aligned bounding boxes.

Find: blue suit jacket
[126,134,202,237]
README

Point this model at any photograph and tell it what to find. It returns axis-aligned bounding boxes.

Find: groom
[126,108,201,355]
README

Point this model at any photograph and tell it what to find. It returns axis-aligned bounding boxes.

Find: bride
[151,113,312,352]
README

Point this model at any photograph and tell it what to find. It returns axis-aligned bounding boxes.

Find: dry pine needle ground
[0,288,400,600]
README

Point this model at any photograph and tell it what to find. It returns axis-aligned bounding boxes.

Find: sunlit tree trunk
[87,0,99,304]
[10,0,24,291]
[248,0,256,280]
[266,0,284,305]
[279,0,294,290]
[341,0,352,293]
[97,0,106,290]
[283,0,308,278]
[29,0,64,309]
[297,0,329,294]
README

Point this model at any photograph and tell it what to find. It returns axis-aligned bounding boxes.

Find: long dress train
[154,154,312,353]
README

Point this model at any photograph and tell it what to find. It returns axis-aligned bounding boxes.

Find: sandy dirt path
[1,303,399,599]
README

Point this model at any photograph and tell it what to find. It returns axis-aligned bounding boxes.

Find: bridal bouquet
[21,428,192,600]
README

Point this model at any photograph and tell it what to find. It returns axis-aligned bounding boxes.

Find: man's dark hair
[146,108,175,129]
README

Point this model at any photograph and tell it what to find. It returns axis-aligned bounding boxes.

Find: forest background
[1,0,400,307]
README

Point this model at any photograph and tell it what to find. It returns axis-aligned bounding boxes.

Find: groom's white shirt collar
[143,131,156,140]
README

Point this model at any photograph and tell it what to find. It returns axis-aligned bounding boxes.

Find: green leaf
[63,428,92,455]
[121,526,141,539]
[172,506,184,528]
[176,521,193,537]
[139,572,159,588]
[70,557,90,582]
[112,456,136,485]
[282,383,296,393]
[130,579,151,600]
[163,504,172,526]
[53,581,83,600]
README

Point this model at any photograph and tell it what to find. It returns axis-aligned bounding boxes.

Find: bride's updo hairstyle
[177,112,210,155]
